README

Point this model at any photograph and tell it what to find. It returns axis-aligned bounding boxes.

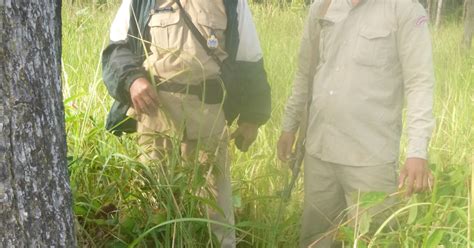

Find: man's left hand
[231,122,259,152]
[399,158,434,196]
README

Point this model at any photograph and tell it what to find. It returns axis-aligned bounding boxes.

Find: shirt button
[335,67,340,72]
[329,90,334,95]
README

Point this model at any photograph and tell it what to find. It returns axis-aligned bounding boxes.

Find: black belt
[155,76,224,104]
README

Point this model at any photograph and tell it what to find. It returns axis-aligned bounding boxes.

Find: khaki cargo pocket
[196,12,227,44]
[354,26,393,67]
[148,11,181,50]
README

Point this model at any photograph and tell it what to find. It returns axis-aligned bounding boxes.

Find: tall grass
[62,2,473,247]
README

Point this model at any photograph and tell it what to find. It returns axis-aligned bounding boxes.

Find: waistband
[155,76,221,96]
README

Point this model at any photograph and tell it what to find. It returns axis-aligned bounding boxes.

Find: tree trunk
[0,0,76,247]
[430,0,438,21]
[435,0,444,28]
[463,0,474,51]
[427,0,433,18]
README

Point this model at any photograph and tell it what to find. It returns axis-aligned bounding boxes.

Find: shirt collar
[320,0,368,23]
[322,0,352,23]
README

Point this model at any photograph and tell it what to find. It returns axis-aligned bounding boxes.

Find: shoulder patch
[415,16,428,26]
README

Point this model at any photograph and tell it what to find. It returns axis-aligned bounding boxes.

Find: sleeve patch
[415,16,428,27]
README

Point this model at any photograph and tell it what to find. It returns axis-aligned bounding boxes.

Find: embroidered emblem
[207,34,218,49]
[416,16,428,26]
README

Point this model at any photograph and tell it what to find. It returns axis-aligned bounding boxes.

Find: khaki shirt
[143,0,228,85]
[282,0,435,166]
[129,0,229,139]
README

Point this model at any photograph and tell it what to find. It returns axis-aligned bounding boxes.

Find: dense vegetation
[63,1,473,247]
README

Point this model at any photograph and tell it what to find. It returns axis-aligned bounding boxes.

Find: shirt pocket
[353,26,393,67]
[196,12,227,45]
[148,11,181,50]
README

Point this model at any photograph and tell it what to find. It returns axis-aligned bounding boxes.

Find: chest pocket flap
[359,26,391,40]
[148,11,181,27]
[354,26,395,67]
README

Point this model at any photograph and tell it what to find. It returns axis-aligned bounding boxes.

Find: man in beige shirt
[277,0,435,246]
[102,0,271,247]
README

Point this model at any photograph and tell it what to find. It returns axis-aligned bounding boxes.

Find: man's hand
[399,158,434,196]
[277,131,296,162]
[231,122,259,152]
[130,77,160,116]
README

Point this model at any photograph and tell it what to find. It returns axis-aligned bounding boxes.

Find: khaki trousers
[300,155,398,248]
[135,91,235,248]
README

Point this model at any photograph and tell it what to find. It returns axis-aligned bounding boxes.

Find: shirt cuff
[124,68,148,92]
[238,112,268,126]
[406,136,430,160]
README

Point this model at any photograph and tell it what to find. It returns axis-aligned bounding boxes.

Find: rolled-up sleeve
[281,4,320,132]
[397,2,435,159]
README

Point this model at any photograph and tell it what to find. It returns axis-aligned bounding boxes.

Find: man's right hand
[277,131,296,162]
[129,77,160,116]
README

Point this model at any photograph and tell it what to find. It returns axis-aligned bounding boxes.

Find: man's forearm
[405,88,435,160]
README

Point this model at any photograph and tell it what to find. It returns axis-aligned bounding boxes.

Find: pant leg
[137,122,173,163]
[300,155,347,248]
[136,89,235,247]
[182,129,236,248]
[337,163,398,233]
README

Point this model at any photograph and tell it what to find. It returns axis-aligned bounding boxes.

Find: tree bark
[0,0,76,247]
[463,0,474,51]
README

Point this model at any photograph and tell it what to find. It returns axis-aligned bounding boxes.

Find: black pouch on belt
[199,79,225,105]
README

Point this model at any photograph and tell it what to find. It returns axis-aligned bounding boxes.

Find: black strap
[157,81,202,95]
[174,0,223,67]
[155,76,220,96]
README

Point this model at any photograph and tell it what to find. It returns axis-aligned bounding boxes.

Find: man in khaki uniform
[102,0,271,247]
[277,0,435,246]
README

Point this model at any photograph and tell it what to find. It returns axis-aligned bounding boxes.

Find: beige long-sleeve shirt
[282,0,435,166]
